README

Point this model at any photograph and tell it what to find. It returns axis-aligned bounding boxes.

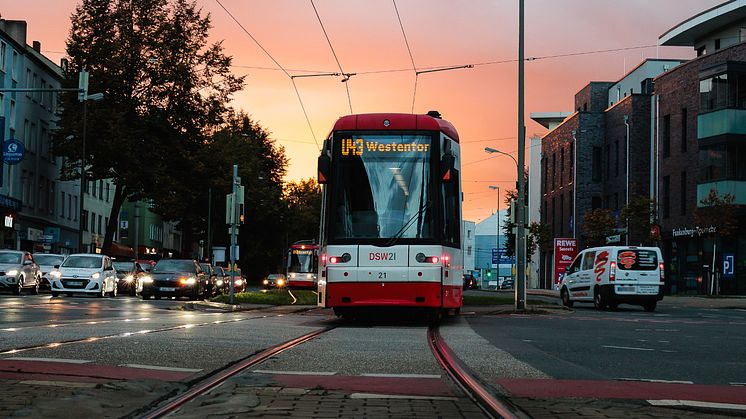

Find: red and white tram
[316,112,463,317]
[286,241,319,289]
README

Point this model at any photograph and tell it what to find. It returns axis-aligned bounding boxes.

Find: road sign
[3,139,25,165]
[491,248,498,264]
[723,253,735,278]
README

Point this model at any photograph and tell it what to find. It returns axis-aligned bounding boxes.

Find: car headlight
[216,279,224,286]
[179,277,196,285]
[141,275,153,284]
[263,279,269,285]
[50,271,62,278]
[235,279,243,286]
[6,269,18,277]
[91,272,101,279]
[277,279,285,286]
[125,275,134,283]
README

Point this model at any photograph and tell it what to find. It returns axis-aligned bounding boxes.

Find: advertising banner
[553,238,578,286]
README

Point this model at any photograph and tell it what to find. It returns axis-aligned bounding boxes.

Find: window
[467,246,472,256]
[699,73,746,112]
[662,175,670,218]
[99,181,103,200]
[614,140,619,177]
[681,108,688,153]
[567,255,582,274]
[560,149,564,185]
[98,215,102,235]
[91,211,96,233]
[61,192,66,217]
[715,39,721,51]
[73,196,77,221]
[614,192,619,211]
[25,69,31,95]
[662,115,671,158]
[0,42,5,72]
[49,181,55,214]
[592,147,602,181]
[551,197,556,235]
[680,171,687,215]
[605,145,610,180]
[11,51,18,80]
[552,153,556,189]
[32,73,38,101]
[83,210,89,231]
[105,183,110,202]
[559,194,564,235]
[569,142,574,183]
[91,181,96,197]
[543,157,548,191]
[582,251,597,271]
[592,196,602,209]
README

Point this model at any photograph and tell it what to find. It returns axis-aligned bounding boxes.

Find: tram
[316,111,464,317]
[286,240,319,289]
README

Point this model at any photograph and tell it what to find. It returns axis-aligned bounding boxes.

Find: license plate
[639,286,658,294]
[67,281,83,286]
[159,287,176,292]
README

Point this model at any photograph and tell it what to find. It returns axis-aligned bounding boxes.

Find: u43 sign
[3,139,25,165]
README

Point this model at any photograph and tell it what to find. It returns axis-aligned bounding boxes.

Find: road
[1,292,745,418]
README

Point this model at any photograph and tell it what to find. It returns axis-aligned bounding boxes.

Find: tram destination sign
[340,137,431,157]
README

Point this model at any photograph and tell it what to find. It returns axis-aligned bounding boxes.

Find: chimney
[0,20,27,47]
[32,40,41,52]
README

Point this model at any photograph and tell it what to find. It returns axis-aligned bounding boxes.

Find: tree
[284,179,322,245]
[526,221,551,262]
[53,0,244,253]
[620,194,656,245]
[582,208,616,247]
[694,190,738,237]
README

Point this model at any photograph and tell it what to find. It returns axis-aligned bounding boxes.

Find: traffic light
[486,269,492,277]
[239,203,245,224]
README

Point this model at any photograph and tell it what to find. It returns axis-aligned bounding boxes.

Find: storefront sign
[27,227,44,242]
[0,195,22,211]
[553,238,578,286]
[723,253,735,278]
[3,139,25,165]
[3,214,13,229]
[673,226,717,237]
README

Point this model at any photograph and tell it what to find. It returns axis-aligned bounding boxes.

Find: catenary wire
[392,0,419,113]
[310,0,353,114]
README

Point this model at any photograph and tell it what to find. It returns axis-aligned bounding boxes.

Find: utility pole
[207,187,212,264]
[516,0,527,310]
[227,165,242,305]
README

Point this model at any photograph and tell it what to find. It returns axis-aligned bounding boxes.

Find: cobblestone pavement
[509,397,736,419]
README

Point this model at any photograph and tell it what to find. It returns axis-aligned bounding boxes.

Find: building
[118,199,182,260]
[474,211,509,287]
[0,19,80,253]
[80,178,116,253]
[534,0,746,294]
[463,220,476,274]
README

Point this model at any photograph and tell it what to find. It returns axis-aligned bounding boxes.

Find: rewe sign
[553,238,578,287]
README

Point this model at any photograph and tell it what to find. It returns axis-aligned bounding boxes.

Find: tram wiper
[384,202,431,247]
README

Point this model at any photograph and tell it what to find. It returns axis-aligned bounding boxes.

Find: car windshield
[62,256,103,269]
[153,260,195,273]
[113,261,136,272]
[199,264,212,273]
[330,134,433,240]
[34,255,65,265]
[0,253,22,264]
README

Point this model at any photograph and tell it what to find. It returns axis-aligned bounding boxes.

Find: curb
[182,301,272,312]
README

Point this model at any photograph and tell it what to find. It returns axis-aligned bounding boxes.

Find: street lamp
[489,185,500,288]
[78,92,104,253]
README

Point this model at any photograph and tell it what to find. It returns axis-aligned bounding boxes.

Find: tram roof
[330,113,459,143]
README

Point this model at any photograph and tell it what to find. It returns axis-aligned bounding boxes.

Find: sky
[0,0,724,223]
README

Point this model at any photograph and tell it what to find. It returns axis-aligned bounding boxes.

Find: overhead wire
[392,0,418,113]
[214,0,320,150]
[309,0,354,114]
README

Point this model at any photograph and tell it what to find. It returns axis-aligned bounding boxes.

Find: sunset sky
[1,0,723,222]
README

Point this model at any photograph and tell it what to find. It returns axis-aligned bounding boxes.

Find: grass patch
[212,289,317,305]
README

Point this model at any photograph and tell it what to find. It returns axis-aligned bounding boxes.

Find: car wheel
[51,292,60,298]
[593,287,607,310]
[13,279,22,295]
[643,302,656,312]
[98,284,106,298]
[31,278,40,295]
[111,282,118,298]
[561,288,574,308]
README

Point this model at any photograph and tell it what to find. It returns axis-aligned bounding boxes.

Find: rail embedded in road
[428,325,526,419]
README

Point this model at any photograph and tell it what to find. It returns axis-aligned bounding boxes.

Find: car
[33,253,66,290]
[223,267,246,293]
[500,279,515,290]
[112,260,146,296]
[136,259,156,273]
[560,246,664,312]
[262,273,286,289]
[48,253,118,298]
[462,273,477,290]
[0,251,42,295]
[199,263,218,298]
[141,259,206,300]
[213,266,229,295]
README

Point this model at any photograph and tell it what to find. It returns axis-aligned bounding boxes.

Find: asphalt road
[468,299,746,386]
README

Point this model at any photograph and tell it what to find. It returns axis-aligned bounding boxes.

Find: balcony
[697,180,746,206]
[697,109,746,139]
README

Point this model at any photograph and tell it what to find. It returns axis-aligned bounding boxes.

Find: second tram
[286,241,319,289]
[316,111,463,317]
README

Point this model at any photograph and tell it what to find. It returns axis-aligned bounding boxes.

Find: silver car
[48,254,118,298]
[0,250,42,295]
[32,253,66,290]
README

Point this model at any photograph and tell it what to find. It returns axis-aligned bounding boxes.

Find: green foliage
[284,178,322,245]
[695,190,738,237]
[53,0,244,252]
[212,289,316,305]
[582,208,616,247]
[620,194,656,245]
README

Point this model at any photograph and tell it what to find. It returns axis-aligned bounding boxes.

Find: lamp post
[77,92,104,253]
[489,185,500,287]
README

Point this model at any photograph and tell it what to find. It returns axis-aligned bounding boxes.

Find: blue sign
[491,248,498,264]
[3,139,25,165]
[723,253,735,278]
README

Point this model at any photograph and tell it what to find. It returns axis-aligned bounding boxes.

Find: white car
[32,253,66,290]
[49,253,118,298]
[0,250,42,295]
[560,246,664,312]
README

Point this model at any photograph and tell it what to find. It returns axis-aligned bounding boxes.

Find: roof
[659,0,746,46]
[530,112,572,129]
[331,113,459,142]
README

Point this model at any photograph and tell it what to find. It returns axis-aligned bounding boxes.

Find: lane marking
[649,399,746,411]
[118,364,202,373]
[602,345,654,352]
[350,393,459,401]
[6,357,91,364]
[360,373,442,379]
[616,378,693,384]
[252,369,337,376]
[730,382,746,386]
[19,380,98,388]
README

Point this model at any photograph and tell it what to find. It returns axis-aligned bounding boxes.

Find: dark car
[223,267,246,293]
[141,259,206,300]
[500,278,515,290]
[199,263,218,298]
[213,266,228,295]
[262,274,286,289]
[113,260,146,296]
[462,273,477,290]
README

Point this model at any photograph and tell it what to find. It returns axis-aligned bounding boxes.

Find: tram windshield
[288,249,317,273]
[330,134,434,240]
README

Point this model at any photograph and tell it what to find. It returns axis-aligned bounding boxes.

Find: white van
[559,246,664,312]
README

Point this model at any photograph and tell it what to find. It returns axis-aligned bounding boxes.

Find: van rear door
[616,248,660,295]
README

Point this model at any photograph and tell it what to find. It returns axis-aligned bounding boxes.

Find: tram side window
[441,171,460,246]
